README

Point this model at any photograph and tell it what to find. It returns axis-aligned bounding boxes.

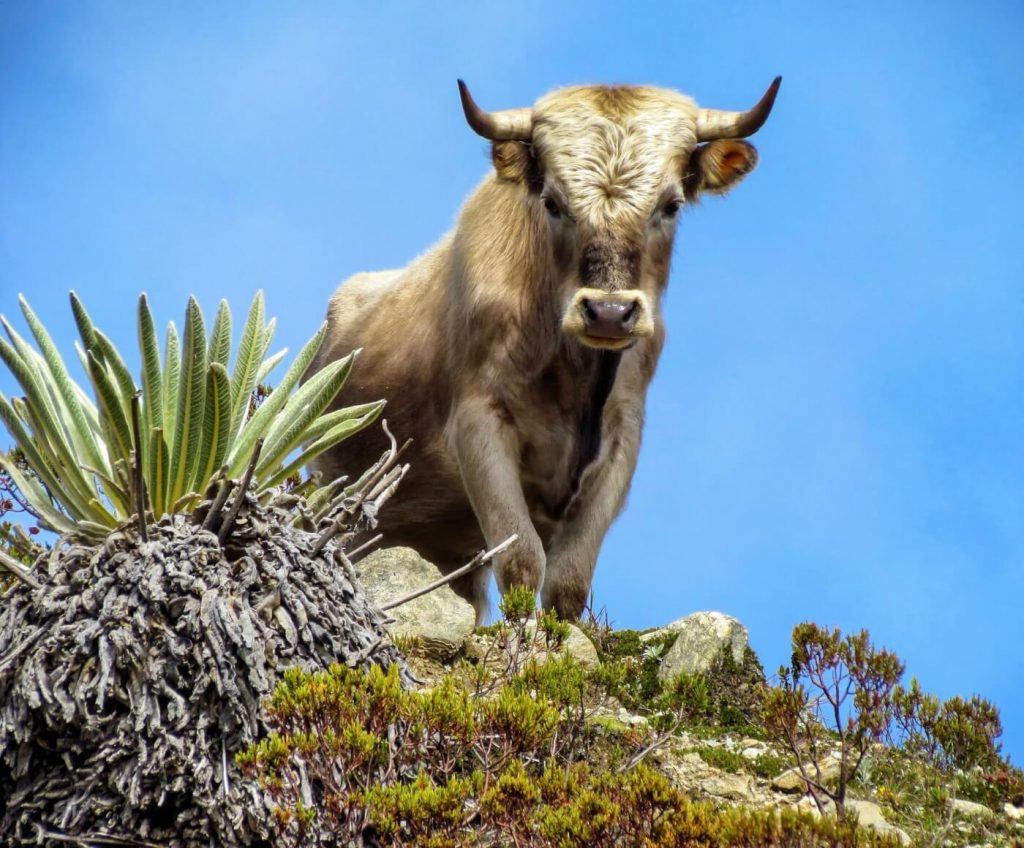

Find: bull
[307,78,781,622]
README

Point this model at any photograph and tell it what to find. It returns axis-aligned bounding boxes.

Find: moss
[750,751,789,779]
[695,745,748,774]
[592,628,677,711]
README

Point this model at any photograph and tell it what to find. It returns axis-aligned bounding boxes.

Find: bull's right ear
[492,141,541,189]
[684,139,759,201]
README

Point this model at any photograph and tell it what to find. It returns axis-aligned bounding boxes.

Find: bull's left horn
[457,80,533,142]
[696,76,782,141]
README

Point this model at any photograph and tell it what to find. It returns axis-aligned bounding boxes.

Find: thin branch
[352,436,412,510]
[130,393,149,543]
[617,723,680,773]
[381,535,517,612]
[217,438,264,545]
[345,533,383,562]
[310,430,410,557]
[33,824,165,847]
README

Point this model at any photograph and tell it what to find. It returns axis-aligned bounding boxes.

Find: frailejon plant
[0,291,408,845]
[0,290,382,546]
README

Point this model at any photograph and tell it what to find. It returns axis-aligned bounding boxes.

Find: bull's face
[459,79,780,350]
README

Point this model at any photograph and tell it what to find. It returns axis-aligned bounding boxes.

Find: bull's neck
[451,176,567,373]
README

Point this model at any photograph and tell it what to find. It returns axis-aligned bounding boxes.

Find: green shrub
[240,662,908,847]
[695,745,747,774]
[762,622,1007,829]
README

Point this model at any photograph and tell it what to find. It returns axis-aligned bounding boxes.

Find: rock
[653,743,777,807]
[653,612,749,683]
[539,621,600,670]
[792,794,832,818]
[700,772,758,803]
[846,799,911,846]
[464,620,600,670]
[951,798,994,819]
[1005,802,1023,820]
[357,547,476,659]
[772,757,841,793]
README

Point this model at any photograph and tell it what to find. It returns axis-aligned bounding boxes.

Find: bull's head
[458,78,780,350]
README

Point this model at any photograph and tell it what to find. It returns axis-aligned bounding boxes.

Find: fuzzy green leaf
[69,290,99,357]
[229,291,265,440]
[227,321,327,477]
[208,299,232,368]
[18,295,106,472]
[0,451,76,535]
[191,362,232,494]
[258,400,383,491]
[86,350,134,474]
[148,426,168,518]
[162,322,180,448]
[255,348,287,386]
[166,298,207,506]
[256,351,358,478]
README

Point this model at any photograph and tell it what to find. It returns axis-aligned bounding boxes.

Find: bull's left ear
[492,141,541,189]
[684,139,759,200]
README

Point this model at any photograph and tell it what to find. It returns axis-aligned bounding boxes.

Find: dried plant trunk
[0,483,408,846]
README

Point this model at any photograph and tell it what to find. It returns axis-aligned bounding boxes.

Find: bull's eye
[543,195,562,219]
[662,199,681,219]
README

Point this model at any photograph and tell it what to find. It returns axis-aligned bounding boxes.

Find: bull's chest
[515,351,621,531]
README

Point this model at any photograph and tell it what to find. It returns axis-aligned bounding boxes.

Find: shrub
[762,622,1007,828]
[240,661,909,847]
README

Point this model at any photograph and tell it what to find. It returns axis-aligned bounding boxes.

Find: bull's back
[307,262,482,562]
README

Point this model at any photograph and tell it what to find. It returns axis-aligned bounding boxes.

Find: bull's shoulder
[327,269,404,314]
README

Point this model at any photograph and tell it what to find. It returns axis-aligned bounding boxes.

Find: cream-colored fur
[307,82,773,621]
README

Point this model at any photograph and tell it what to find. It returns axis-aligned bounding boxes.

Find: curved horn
[457,79,533,142]
[696,76,782,142]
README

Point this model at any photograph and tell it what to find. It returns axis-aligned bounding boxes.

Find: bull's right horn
[696,76,782,141]
[457,80,533,142]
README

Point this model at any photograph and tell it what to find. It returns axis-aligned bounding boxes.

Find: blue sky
[2,3,1022,761]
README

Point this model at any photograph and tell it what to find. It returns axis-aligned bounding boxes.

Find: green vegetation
[761,622,1015,846]
[240,596,908,847]
[0,291,382,550]
[1,290,1019,846]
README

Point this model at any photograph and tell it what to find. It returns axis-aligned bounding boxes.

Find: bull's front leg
[450,396,545,621]
[542,402,643,620]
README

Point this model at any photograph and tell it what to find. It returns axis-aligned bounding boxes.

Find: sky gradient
[2,3,1022,760]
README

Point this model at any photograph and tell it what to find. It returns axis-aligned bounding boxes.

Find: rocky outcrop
[357,546,476,659]
[648,611,749,682]
[845,799,911,845]
[653,747,776,806]
[772,756,842,793]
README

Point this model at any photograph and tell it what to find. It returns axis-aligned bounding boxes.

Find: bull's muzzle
[562,288,654,350]
[581,297,640,338]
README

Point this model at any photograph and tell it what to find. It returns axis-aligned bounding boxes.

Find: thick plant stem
[218,438,263,545]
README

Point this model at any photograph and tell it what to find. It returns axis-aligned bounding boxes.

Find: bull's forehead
[531,85,699,228]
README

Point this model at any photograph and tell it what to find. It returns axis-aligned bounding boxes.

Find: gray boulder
[654,611,749,683]
[845,799,911,845]
[357,547,476,659]
[950,798,994,819]
[772,756,842,793]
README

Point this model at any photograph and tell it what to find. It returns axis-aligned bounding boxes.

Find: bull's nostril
[622,300,640,331]
[581,297,598,323]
